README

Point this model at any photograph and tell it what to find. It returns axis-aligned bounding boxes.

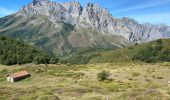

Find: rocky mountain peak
[84,3,107,14]
[61,1,83,17]
[18,0,170,43]
[32,0,49,5]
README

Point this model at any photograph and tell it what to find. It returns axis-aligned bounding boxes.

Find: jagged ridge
[20,0,170,43]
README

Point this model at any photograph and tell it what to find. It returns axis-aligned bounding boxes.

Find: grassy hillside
[60,48,114,64]
[0,14,74,55]
[0,36,58,65]
[87,39,170,63]
[0,62,170,100]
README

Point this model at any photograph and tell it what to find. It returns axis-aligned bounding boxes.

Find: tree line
[0,36,58,65]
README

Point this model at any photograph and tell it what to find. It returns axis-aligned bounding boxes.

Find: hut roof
[7,71,30,79]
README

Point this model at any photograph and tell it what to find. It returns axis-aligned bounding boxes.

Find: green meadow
[0,62,170,100]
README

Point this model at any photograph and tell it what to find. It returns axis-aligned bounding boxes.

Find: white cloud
[111,0,170,13]
[0,7,15,16]
[129,12,170,25]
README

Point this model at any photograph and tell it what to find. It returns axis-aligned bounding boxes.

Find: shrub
[97,70,110,81]
[145,56,156,63]
[135,43,138,46]
[132,72,141,77]
[168,91,170,95]
[167,55,170,61]
[156,39,162,44]
[157,76,163,79]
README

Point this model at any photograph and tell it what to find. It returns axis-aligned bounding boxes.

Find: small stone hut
[7,71,30,82]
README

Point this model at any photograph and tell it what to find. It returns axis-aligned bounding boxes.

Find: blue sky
[0,0,170,25]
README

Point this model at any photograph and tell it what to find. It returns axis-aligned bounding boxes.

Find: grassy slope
[89,39,170,63]
[60,47,115,64]
[0,14,74,55]
[0,62,170,100]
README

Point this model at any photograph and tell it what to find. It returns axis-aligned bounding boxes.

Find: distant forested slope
[0,36,58,65]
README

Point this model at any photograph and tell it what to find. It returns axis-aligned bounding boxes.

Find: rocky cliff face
[19,0,170,43]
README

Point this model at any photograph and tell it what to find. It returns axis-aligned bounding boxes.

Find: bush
[135,43,138,46]
[156,39,162,44]
[97,70,110,81]
[145,56,156,63]
[167,55,170,61]
[132,72,141,77]
[157,76,163,79]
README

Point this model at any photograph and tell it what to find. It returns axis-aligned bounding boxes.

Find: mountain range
[0,0,169,55]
